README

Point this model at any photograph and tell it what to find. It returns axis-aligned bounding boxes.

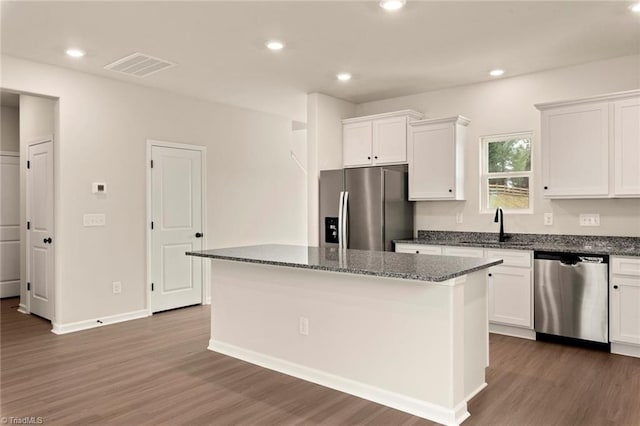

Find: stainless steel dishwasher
[534,252,609,344]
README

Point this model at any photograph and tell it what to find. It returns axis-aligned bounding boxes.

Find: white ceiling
[1,1,639,122]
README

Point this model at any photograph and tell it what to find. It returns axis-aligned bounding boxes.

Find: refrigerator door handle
[338,191,345,249]
[343,191,349,249]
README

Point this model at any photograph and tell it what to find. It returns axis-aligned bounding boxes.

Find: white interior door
[27,140,54,319]
[0,153,21,298]
[150,145,203,313]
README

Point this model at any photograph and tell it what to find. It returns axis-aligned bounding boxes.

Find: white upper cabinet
[342,110,423,168]
[614,97,640,196]
[407,116,469,201]
[536,89,640,199]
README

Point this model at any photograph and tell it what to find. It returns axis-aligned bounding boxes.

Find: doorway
[147,140,206,313]
[26,138,54,320]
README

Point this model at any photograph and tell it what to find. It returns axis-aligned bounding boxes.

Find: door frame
[25,136,55,318]
[0,151,20,299]
[145,139,207,315]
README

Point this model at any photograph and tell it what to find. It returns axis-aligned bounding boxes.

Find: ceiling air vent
[104,52,176,78]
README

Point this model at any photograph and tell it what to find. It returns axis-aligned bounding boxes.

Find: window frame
[480,131,534,215]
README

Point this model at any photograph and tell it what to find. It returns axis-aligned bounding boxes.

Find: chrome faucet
[494,208,505,242]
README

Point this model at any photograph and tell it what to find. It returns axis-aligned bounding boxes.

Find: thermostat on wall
[92,182,107,194]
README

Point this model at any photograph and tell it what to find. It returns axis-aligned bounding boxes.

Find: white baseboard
[51,309,149,335]
[611,342,640,358]
[465,382,487,403]
[209,339,469,426]
[0,281,20,298]
[489,323,536,340]
[18,303,29,314]
[205,296,211,305]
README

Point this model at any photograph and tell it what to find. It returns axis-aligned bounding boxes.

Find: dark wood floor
[1,297,639,426]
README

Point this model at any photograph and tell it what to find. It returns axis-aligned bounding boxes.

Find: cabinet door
[343,121,372,168]
[610,276,640,345]
[614,97,640,196]
[541,102,609,198]
[372,116,407,165]
[488,266,532,328]
[408,123,456,200]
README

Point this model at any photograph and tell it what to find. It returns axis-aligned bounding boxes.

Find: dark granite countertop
[396,231,640,257]
[186,244,503,283]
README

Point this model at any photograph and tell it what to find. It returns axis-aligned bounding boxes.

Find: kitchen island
[187,245,502,426]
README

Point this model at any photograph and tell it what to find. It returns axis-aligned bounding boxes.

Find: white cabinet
[407,116,469,201]
[536,90,640,199]
[486,250,533,330]
[342,110,423,168]
[614,97,640,196]
[610,256,640,358]
[396,243,533,334]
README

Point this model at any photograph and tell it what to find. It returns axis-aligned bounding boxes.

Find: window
[481,132,533,213]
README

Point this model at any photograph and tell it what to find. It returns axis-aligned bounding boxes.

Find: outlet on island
[299,317,309,336]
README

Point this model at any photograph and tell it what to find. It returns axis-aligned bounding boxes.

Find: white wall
[1,105,20,152]
[355,55,640,237]
[306,93,355,246]
[3,55,307,325]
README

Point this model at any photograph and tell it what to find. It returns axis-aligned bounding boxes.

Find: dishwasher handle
[534,251,608,265]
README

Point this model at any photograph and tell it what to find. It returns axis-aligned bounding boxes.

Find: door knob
[43,237,52,244]
[195,232,203,238]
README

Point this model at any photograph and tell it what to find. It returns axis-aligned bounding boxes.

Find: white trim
[18,303,29,314]
[489,323,536,340]
[611,342,640,358]
[0,151,19,157]
[208,339,469,426]
[51,309,149,335]
[409,115,470,128]
[145,139,207,315]
[342,109,423,124]
[535,89,640,110]
[0,281,20,298]
[479,132,534,214]
[465,382,488,402]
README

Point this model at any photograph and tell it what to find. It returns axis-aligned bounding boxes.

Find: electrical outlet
[84,213,106,227]
[456,213,463,224]
[544,213,553,226]
[299,317,309,336]
[579,214,600,227]
[112,281,122,294]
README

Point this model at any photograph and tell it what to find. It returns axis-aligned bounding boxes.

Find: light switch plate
[544,213,553,226]
[456,213,463,224]
[84,213,106,227]
[579,213,600,227]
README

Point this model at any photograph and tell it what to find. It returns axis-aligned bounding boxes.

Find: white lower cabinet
[396,243,534,338]
[487,266,532,328]
[610,256,640,358]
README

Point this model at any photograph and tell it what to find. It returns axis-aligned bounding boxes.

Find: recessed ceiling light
[489,69,505,77]
[380,0,406,11]
[65,48,86,58]
[266,40,285,51]
[630,2,640,12]
[337,73,352,82]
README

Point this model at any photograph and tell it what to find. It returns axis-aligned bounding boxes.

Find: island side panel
[207,259,481,421]
[463,270,489,401]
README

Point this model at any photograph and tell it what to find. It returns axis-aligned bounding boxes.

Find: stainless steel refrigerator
[319,166,413,251]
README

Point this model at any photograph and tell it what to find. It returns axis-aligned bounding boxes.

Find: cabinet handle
[415,250,419,254]
[488,273,492,277]
[367,156,371,160]
[613,285,619,289]
[448,189,453,193]
[544,186,548,190]
[374,156,378,159]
